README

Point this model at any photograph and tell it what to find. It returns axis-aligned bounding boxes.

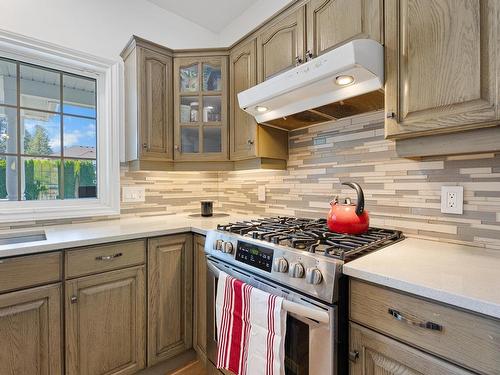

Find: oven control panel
[235,241,274,272]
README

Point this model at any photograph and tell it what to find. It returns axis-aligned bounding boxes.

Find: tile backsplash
[2,110,499,250]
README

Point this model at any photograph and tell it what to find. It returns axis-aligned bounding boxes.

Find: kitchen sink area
[0,230,46,246]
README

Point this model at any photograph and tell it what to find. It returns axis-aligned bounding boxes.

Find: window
[0,58,98,201]
[0,30,120,222]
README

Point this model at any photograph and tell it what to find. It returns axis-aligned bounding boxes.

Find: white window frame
[0,29,121,222]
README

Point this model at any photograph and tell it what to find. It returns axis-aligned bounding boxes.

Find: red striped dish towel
[216,271,287,375]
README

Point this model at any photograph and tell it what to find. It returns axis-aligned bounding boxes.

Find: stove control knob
[214,239,224,251]
[273,257,289,273]
[289,262,305,278]
[306,267,323,285]
[222,241,234,254]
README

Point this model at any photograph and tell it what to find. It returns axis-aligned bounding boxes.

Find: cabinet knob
[142,143,148,150]
[70,295,78,304]
[247,139,254,145]
[305,50,314,61]
[386,112,396,119]
[349,351,359,362]
[174,144,181,151]
[295,56,303,66]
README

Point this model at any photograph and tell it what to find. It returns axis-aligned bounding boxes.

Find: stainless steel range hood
[237,39,384,130]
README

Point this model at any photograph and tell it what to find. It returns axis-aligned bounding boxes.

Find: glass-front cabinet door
[174,56,228,161]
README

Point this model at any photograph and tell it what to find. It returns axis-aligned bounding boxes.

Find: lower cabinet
[148,234,193,365]
[193,235,207,359]
[65,266,146,375]
[349,323,472,375]
[0,283,62,375]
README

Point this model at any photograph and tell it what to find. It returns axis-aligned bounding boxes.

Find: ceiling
[147,0,257,33]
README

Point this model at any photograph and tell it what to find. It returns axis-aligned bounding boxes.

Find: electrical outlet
[258,185,266,202]
[441,186,463,214]
[122,186,146,203]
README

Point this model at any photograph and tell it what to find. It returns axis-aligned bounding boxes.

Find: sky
[23,104,96,155]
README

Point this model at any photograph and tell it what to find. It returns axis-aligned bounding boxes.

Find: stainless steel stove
[204,217,403,375]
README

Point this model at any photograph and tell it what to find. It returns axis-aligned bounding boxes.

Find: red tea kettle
[327,182,369,234]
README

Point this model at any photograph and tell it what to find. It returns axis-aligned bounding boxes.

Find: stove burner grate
[217,217,402,261]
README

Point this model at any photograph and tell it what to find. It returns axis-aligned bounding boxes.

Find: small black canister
[200,200,214,217]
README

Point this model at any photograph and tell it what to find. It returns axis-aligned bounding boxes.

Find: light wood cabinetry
[349,323,472,375]
[148,234,193,365]
[350,279,500,375]
[193,235,207,360]
[306,0,383,57]
[65,266,146,375]
[122,36,174,168]
[173,56,228,162]
[385,0,500,140]
[256,6,306,82]
[229,39,289,163]
[0,284,62,375]
[0,252,61,293]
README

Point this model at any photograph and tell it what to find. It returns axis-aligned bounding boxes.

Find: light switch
[258,185,266,202]
[122,186,146,203]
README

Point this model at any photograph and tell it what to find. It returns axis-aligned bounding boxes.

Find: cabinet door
[174,57,228,162]
[306,0,382,57]
[230,39,258,160]
[385,0,500,139]
[257,6,306,82]
[139,47,173,160]
[349,323,473,375]
[193,235,207,359]
[148,234,193,365]
[65,267,146,375]
[0,284,62,375]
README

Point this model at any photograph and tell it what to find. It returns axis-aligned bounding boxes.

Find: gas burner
[218,217,402,261]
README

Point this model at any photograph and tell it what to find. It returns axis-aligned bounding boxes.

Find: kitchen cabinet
[193,234,207,360]
[385,0,500,140]
[306,0,383,57]
[349,279,500,374]
[65,266,146,375]
[173,56,228,162]
[148,234,193,365]
[349,323,472,375]
[229,39,289,164]
[256,6,306,82]
[0,284,62,375]
[121,36,174,169]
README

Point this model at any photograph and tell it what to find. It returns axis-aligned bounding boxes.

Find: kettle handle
[341,182,365,216]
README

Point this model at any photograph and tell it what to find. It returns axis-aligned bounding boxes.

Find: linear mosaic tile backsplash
[2,110,499,250]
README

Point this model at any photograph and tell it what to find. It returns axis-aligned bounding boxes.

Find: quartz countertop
[343,237,500,320]
[0,213,251,258]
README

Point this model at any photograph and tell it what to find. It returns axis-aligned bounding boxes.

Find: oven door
[206,256,337,375]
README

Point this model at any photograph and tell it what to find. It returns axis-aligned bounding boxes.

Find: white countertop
[343,237,500,319]
[2,216,499,320]
[0,213,251,258]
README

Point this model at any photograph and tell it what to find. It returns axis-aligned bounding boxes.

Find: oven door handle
[207,259,330,324]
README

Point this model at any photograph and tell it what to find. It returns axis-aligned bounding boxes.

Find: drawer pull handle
[95,252,123,261]
[388,308,443,332]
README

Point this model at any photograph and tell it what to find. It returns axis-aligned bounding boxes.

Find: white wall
[0,0,220,61]
[218,0,294,46]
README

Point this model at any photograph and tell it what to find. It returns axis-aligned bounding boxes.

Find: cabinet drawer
[0,252,62,293]
[350,279,500,375]
[65,239,146,278]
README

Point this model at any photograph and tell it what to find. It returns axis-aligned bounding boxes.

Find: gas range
[205,217,403,304]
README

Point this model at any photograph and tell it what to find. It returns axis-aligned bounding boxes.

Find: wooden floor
[169,361,207,375]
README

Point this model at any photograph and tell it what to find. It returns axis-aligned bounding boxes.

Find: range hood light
[335,75,355,86]
[255,106,268,113]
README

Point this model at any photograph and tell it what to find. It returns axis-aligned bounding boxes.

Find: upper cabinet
[122,36,174,168]
[230,39,289,165]
[385,0,500,139]
[306,0,383,57]
[173,56,229,162]
[257,6,306,82]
